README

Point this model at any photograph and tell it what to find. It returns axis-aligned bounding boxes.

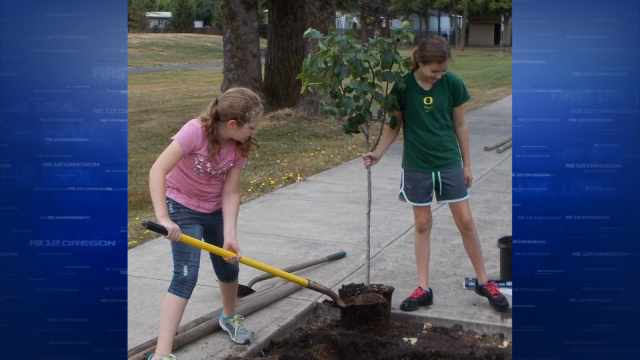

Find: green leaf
[296,28,412,141]
[342,121,360,135]
[336,64,349,79]
[321,105,338,118]
[389,114,400,129]
[342,96,354,112]
[381,50,394,70]
[304,28,322,40]
[381,71,395,82]
[384,93,401,112]
[351,113,367,126]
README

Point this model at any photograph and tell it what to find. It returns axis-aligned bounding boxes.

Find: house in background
[336,11,461,43]
[336,11,512,48]
[145,12,172,32]
[335,12,360,32]
[467,15,512,47]
[391,11,459,40]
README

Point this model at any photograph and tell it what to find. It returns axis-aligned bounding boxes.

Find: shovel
[142,221,347,307]
[237,251,346,297]
[484,136,512,151]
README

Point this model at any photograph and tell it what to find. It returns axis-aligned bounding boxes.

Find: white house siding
[428,15,451,36]
[337,12,456,39]
[392,13,452,36]
[336,14,358,30]
[503,17,512,46]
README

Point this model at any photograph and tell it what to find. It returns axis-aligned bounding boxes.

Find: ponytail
[200,100,223,157]
[199,88,263,158]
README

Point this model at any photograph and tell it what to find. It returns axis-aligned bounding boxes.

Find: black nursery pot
[497,236,512,281]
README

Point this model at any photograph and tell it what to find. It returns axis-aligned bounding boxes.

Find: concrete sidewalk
[128,96,512,359]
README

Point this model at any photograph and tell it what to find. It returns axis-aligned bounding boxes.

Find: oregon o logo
[423,96,433,105]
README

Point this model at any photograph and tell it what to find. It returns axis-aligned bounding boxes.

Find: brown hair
[411,35,451,71]
[199,87,263,158]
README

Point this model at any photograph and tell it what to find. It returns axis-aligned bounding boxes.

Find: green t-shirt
[391,71,470,171]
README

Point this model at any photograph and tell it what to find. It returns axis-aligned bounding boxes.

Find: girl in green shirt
[363,36,509,313]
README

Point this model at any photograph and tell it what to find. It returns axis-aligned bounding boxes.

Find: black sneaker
[400,287,433,311]
[475,281,510,312]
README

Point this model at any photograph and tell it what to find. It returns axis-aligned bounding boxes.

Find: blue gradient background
[513,0,640,358]
[0,1,127,359]
[1,0,640,358]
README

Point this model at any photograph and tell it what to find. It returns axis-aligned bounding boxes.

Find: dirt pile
[229,303,511,360]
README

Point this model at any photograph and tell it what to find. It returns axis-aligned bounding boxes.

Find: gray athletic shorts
[399,166,469,206]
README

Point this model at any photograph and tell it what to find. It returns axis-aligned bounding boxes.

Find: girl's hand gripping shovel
[142,221,346,307]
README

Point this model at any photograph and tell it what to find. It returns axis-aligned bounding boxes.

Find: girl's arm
[362,111,404,168]
[149,141,183,240]
[453,104,473,187]
[221,165,242,262]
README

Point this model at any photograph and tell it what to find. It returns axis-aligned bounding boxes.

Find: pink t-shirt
[166,119,247,213]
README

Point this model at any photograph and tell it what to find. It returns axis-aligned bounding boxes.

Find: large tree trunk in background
[304,0,335,59]
[298,0,336,116]
[504,13,512,46]
[380,0,391,38]
[263,0,306,109]
[359,0,377,42]
[459,0,469,50]
[222,0,261,92]
[384,15,391,37]
[422,12,430,37]
[449,0,456,46]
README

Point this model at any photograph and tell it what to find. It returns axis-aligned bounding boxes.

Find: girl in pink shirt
[148,87,262,359]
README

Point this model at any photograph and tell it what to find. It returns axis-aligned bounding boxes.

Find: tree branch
[372,80,390,150]
[359,123,370,139]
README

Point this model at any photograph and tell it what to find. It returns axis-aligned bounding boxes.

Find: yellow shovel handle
[142,221,310,288]
[178,233,310,288]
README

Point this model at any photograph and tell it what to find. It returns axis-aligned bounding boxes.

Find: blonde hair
[199,87,263,158]
[411,35,451,71]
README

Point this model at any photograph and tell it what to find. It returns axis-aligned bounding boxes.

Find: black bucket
[497,236,512,281]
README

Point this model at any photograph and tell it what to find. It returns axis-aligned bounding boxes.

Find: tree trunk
[222,0,261,92]
[418,14,429,41]
[424,11,430,36]
[263,0,306,109]
[460,0,468,50]
[359,1,367,41]
[359,0,377,42]
[298,0,336,116]
[384,15,391,37]
[449,0,456,45]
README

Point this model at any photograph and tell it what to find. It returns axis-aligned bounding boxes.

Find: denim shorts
[166,197,239,299]
[399,166,469,206]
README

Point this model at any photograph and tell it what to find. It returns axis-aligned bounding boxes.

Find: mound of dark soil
[229,303,511,360]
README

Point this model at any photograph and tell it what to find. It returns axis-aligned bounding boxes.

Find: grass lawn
[128,34,511,248]
[128,33,267,67]
[445,48,513,108]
